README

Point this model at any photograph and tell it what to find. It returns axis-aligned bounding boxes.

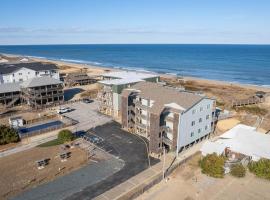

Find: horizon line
[1,43,270,46]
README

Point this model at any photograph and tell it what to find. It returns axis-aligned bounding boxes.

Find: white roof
[201,124,270,161]
[100,71,158,85]
[200,141,226,156]
[20,77,62,88]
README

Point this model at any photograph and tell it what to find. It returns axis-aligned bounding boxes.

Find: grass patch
[235,105,268,116]
[37,138,63,147]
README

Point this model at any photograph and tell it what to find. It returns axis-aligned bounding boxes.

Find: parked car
[82,98,93,104]
[57,107,72,114]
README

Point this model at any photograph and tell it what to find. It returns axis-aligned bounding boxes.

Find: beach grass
[234,105,268,116]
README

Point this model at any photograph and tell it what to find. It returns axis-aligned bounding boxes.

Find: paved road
[13,157,124,200]
[65,122,159,200]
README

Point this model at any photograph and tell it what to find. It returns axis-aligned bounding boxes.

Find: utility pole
[163,145,166,180]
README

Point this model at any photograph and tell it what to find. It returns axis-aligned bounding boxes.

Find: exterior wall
[177,98,215,152]
[121,95,129,128]
[113,92,122,117]
[0,68,59,84]
[149,113,162,154]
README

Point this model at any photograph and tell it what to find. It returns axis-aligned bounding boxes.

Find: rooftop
[0,82,21,93]
[122,81,206,114]
[20,77,62,88]
[201,124,270,161]
[0,62,58,74]
[100,71,159,85]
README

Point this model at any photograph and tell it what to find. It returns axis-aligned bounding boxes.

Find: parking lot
[9,101,159,200]
[66,121,159,200]
[61,101,112,132]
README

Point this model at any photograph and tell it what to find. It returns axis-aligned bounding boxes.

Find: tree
[230,163,246,177]
[200,153,226,178]
[248,159,270,180]
[0,125,20,145]
[58,129,73,143]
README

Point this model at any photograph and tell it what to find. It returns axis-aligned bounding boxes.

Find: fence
[0,98,89,118]
[24,114,58,125]
[19,116,78,139]
[232,97,265,107]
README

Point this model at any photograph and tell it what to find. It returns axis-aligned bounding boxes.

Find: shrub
[248,159,270,180]
[0,125,20,145]
[58,129,73,143]
[200,153,226,178]
[230,163,246,177]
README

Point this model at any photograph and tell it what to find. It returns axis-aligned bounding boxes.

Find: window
[12,74,15,77]
[28,72,30,74]
[198,128,201,133]
[19,73,22,75]
[205,125,208,130]
[19,78,23,82]
[206,115,210,120]
[199,118,202,123]
[207,104,210,109]
[191,121,195,126]
[190,132,194,137]
[200,107,203,112]
[192,109,196,114]
[159,132,161,138]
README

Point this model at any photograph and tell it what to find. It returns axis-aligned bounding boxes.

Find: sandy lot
[0,145,88,200]
[137,154,270,200]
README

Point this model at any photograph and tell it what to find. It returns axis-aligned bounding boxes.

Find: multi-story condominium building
[0,77,64,108]
[0,62,59,84]
[121,82,215,156]
[97,71,160,118]
[20,77,64,108]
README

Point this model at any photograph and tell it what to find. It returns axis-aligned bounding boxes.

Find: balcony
[162,136,172,145]
[136,123,147,129]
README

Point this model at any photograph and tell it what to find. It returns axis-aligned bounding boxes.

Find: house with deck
[0,62,59,84]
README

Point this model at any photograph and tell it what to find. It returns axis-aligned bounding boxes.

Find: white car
[57,107,72,114]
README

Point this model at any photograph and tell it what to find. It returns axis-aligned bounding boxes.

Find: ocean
[0,44,269,87]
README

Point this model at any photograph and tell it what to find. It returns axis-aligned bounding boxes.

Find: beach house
[121,81,215,156]
[0,62,59,84]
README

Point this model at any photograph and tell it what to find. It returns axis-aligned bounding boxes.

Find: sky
[0,0,270,45]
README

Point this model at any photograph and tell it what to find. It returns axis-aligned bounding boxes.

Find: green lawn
[37,138,64,147]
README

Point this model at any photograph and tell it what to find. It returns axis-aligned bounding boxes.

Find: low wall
[113,151,200,200]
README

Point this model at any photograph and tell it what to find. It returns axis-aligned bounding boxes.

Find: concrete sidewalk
[93,143,203,200]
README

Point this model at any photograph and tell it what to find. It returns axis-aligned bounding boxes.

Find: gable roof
[20,77,62,88]
[0,62,58,74]
[122,82,205,114]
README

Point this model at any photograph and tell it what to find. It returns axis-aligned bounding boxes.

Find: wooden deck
[232,96,265,107]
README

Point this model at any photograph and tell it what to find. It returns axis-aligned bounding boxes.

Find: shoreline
[1,52,269,92]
